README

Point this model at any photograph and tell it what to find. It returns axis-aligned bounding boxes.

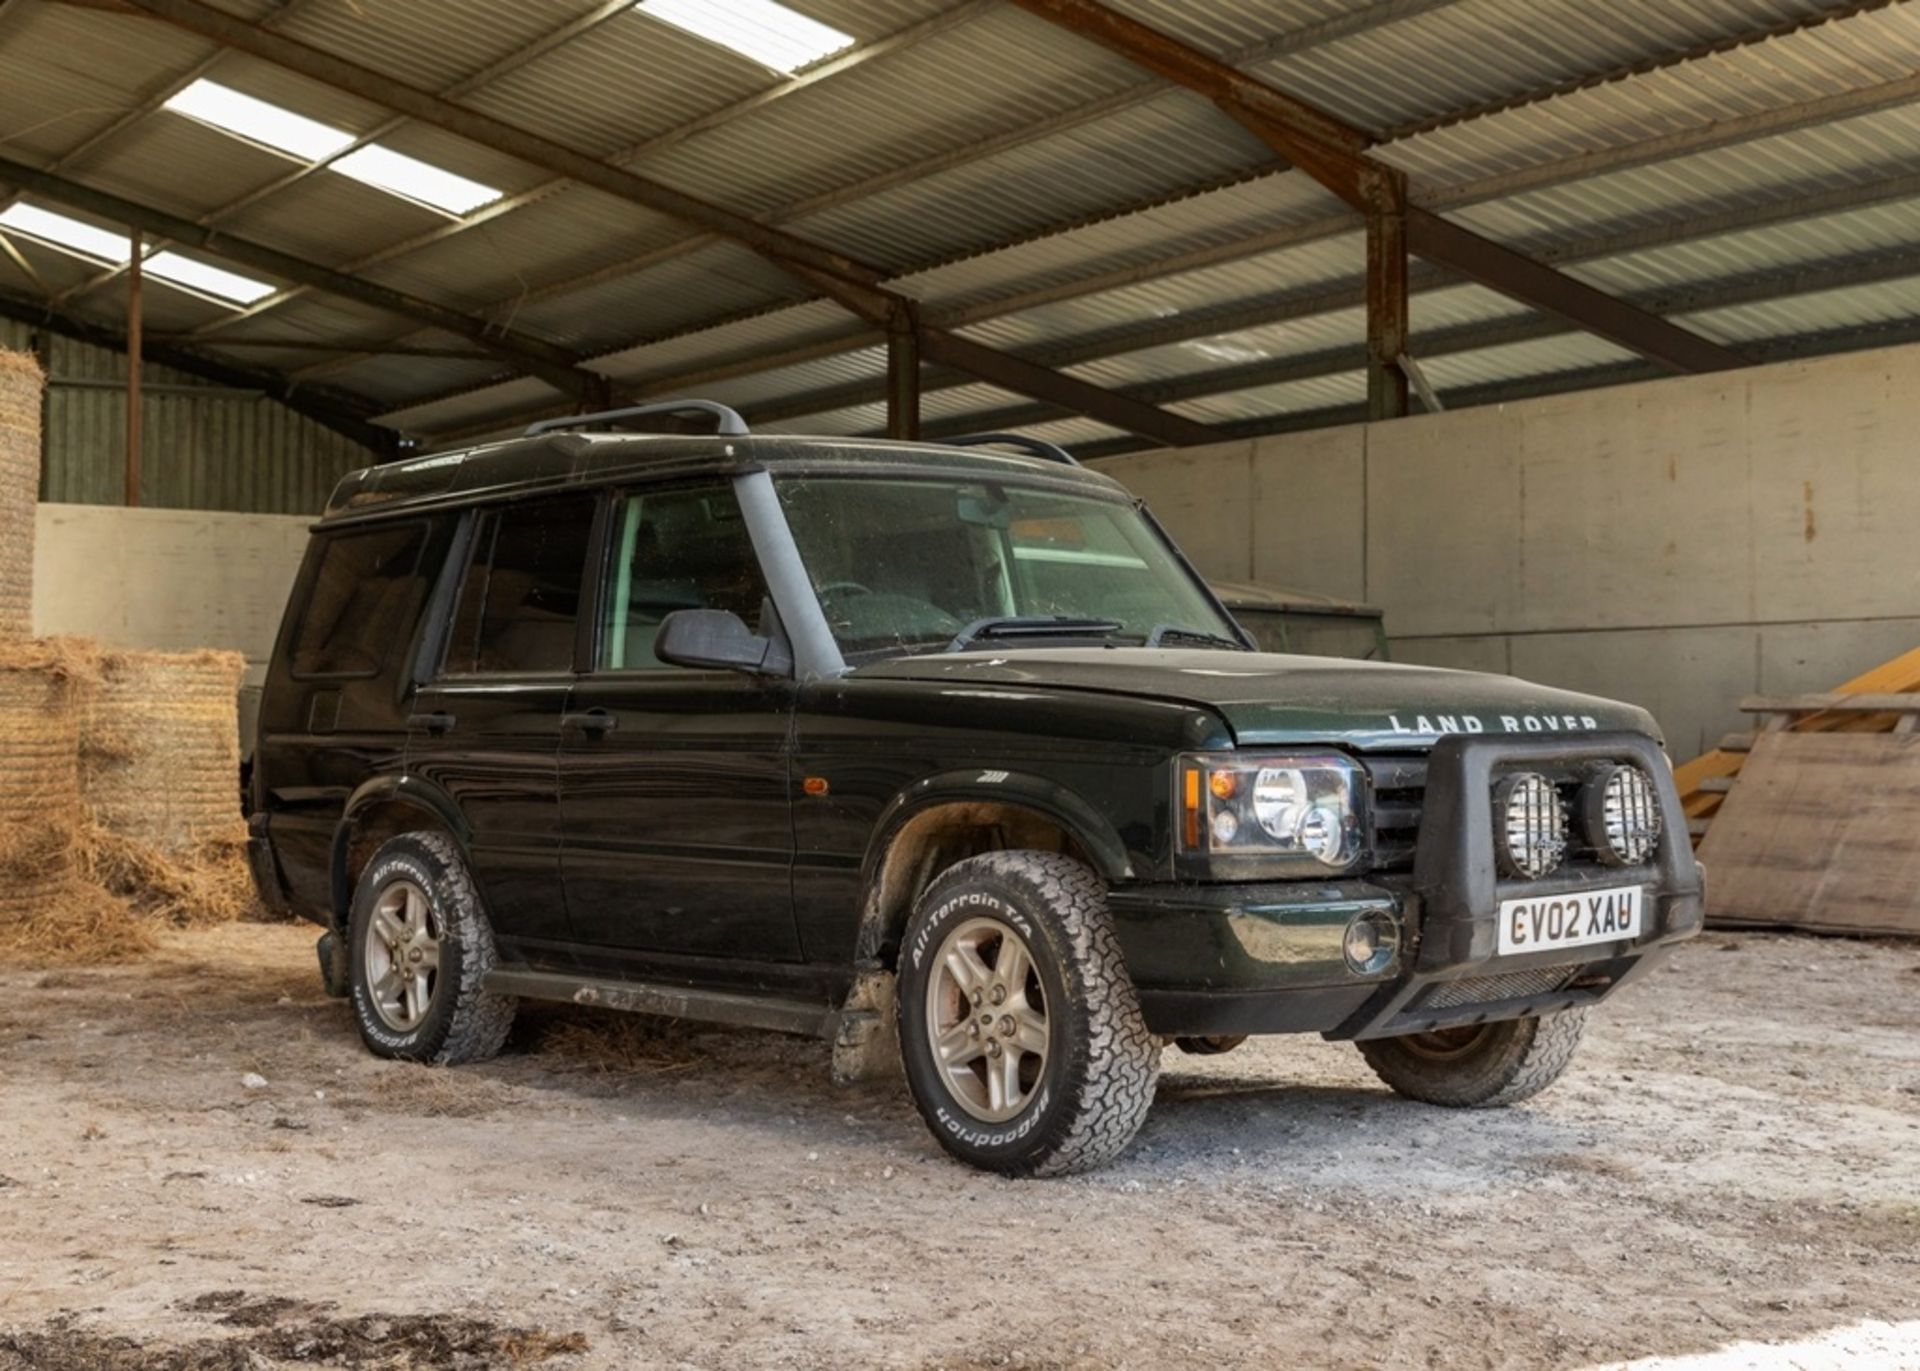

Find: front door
[406,492,596,951]
[558,481,801,965]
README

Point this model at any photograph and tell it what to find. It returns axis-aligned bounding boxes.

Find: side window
[442,494,595,676]
[599,485,768,670]
[291,522,431,678]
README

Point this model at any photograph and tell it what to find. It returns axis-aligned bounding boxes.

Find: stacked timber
[1685,648,1920,938]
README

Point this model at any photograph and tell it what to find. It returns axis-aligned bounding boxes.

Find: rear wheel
[1356,1009,1587,1107]
[347,832,517,1065]
[896,852,1159,1176]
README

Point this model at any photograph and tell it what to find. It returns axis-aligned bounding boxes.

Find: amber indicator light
[803,776,830,797]
[1182,767,1201,848]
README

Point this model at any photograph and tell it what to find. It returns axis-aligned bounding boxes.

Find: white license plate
[1496,885,1642,956]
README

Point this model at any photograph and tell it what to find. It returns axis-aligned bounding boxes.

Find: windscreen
[775,475,1239,656]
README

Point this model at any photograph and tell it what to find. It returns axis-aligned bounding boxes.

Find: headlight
[1181,752,1362,871]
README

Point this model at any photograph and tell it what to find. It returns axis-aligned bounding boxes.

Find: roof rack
[941,432,1080,467]
[525,399,750,438]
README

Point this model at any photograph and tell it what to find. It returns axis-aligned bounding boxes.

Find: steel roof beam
[192,0,1434,351]
[0,155,607,402]
[0,287,395,454]
[191,0,994,341]
[401,0,1909,438]
[382,0,1855,394]
[1077,312,1920,461]
[116,0,1225,448]
[893,246,1920,438]
[1006,0,1742,376]
[650,169,1920,434]
[50,0,643,309]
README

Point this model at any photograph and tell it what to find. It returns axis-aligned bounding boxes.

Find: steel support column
[1365,181,1409,421]
[886,302,921,440]
[124,228,142,506]
[1006,0,1742,377]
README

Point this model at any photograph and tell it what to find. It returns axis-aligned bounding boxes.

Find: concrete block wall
[1097,343,1920,759]
[32,503,312,750]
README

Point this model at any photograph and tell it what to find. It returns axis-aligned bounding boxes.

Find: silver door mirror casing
[656,609,794,677]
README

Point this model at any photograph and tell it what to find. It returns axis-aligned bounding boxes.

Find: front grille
[1417,967,1574,1010]
[1361,753,1426,873]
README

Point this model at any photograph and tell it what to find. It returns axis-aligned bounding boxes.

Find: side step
[485,967,839,1039]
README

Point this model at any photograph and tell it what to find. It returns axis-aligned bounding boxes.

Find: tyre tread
[1357,1007,1587,1109]
[908,851,1159,1177]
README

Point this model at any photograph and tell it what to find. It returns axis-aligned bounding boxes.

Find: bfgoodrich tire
[347,832,517,1066]
[1356,1008,1588,1108]
[897,852,1159,1177]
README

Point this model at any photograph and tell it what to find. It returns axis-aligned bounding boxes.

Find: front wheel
[1355,1009,1588,1108]
[347,832,517,1065]
[897,852,1160,1177]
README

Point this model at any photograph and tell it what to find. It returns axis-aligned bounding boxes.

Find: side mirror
[655,609,793,677]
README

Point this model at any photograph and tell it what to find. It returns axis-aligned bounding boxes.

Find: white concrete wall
[1098,343,1920,759]
[32,503,311,749]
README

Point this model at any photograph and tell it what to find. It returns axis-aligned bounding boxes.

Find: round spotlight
[1343,910,1398,975]
[1495,772,1567,879]
[1585,764,1662,866]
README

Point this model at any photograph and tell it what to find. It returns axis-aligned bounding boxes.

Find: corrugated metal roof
[8,0,1920,466]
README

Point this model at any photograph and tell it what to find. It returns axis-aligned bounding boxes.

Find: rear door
[558,480,802,964]
[406,492,597,950]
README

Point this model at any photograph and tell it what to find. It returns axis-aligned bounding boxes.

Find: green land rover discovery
[247,404,1703,1176]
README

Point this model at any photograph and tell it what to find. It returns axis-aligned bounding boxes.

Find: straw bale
[83,648,247,852]
[80,647,256,923]
[0,348,44,640]
[0,635,146,962]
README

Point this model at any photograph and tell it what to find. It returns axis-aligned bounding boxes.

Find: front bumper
[1111,732,1705,1040]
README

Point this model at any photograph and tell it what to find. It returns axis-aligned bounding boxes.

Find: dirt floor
[1,925,1916,1370]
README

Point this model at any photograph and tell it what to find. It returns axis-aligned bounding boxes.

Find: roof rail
[941,432,1080,467]
[525,399,750,438]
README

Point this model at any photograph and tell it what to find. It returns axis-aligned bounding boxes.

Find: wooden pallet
[1698,730,1920,937]
[1675,645,1920,844]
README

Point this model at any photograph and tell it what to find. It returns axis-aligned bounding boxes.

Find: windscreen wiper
[946,616,1123,653]
[1143,622,1246,650]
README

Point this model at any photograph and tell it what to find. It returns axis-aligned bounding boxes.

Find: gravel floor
[1,923,1916,1369]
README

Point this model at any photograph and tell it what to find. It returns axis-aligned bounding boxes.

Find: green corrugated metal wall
[1,318,371,516]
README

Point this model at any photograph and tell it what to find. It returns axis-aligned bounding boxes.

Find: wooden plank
[1698,731,1920,937]
[1739,693,1920,715]
[1718,732,1755,753]
[1697,777,1734,793]
[1674,747,1743,799]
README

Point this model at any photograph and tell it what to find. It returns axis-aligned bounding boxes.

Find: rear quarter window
[289,522,433,679]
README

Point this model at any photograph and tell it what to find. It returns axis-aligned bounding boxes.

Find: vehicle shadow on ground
[441,1005,1591,1185]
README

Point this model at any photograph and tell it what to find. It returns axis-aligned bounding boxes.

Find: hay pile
[81,648,255,925]
[0,638,152,963]
[0,349,43,639]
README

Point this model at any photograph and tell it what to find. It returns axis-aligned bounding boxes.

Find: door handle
[563,709,618,735]
[407,711,456,734]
